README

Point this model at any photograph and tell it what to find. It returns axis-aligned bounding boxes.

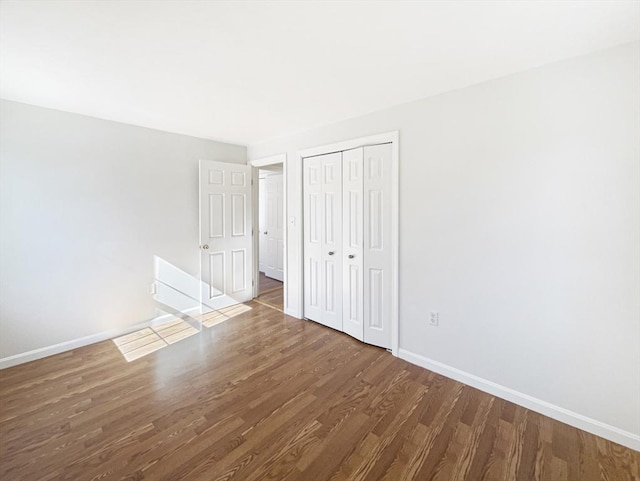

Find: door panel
[231,249,247,293]
[208,251,225,298]
[264,174,284,281]
[320,153,343,330]
[363,143,392,349]
[200,160,253,311]
[303,156,323,322]
[258,178,267,273]
[209,194,224,238]
[303,152,343,331]
[231,194,246,236]
[342,148,364,341]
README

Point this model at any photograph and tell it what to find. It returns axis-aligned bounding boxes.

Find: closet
[303,143,392,349]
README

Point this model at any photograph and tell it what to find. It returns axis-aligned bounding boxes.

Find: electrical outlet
[429,311,439,326]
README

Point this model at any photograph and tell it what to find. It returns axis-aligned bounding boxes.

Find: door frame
[251,153,287,305]
[297,131,400,355]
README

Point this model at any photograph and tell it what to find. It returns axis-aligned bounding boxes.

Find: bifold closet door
[342,148,364,342]
[362,143,392,349]
[303,152,343,331]
[303,143,392,349]
[342,143,392,349]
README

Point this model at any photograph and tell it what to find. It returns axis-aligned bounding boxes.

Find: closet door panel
[320,153,343,331]
[363,143,392,349]
[303,152,343,331]
[342,148,364,341]
[303,156,323,323]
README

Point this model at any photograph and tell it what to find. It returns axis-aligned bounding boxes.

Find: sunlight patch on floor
[196,303,253,327]
[113,319,197,362]
[153,318,199,344]
[113,304,253,361]
[113,328,167,362]
[197,310,229,328]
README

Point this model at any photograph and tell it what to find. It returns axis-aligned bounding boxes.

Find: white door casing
[342,147,364,342]
[303,152,343,331]
[264,173,284,281]
[199,160,253,311]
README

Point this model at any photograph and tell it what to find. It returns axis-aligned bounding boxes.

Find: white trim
[250,153,289,313]
[149,306,201,327]
[251,153,286,168]
[251,167,260,298]
[0,306,201,370]
[297,132,400,159]
[390,133,400,355]
[295,131,400,354]
[291,149,305,319]
[398,348,640,452]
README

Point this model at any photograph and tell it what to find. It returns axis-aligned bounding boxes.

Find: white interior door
[303,152,343,331]
[363,143,392,349]
[342,148,364,341]
[199,160,253,311]
[264,173,284,281]
[258,177,267,274]
[303,155,323,323]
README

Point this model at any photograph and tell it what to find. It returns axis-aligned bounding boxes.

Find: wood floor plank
[257,272,284,311]
[113,328,156,347]
[1,300,638,481]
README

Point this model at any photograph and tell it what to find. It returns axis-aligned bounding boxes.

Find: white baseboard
[149,306,200,327]
[398,348,640,452]
[0,306,201,370]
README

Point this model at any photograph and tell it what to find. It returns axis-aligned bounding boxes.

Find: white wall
[249,43,640,445]
[0,100,246,360]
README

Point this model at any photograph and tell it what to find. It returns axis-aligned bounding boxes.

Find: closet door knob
[348,254,355,259]
[328,251,335,256]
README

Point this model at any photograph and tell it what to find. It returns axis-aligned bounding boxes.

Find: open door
[199,160,253,311]
[264,173,284,281]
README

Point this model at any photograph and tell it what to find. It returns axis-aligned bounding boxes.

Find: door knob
[328,251,335,255]
[348,254,355,259]
[264,231,268,235]
[202,244,209,250]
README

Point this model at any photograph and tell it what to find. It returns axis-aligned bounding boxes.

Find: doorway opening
[251,154,287,313]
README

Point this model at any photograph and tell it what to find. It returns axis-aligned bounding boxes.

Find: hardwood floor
[1,301,638,481]
[259,271,283,294]
[257,271,284,311]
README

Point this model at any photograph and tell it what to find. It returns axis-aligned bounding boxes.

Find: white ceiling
[1,1,638,146]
